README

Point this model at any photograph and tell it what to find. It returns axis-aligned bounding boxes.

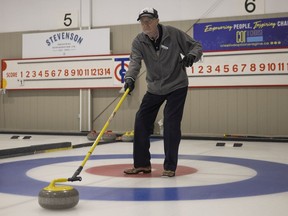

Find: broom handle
[68,88,130,181]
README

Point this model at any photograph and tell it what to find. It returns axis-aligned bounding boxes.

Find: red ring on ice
[85,164,197,177]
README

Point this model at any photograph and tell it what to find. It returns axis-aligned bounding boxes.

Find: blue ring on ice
[1,154,288,201]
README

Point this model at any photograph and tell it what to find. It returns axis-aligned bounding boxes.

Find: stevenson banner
[194,17,288,52]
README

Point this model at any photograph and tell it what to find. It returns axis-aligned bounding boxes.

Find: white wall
[0,0,287,33]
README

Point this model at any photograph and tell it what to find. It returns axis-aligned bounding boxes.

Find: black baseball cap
[137,7,158,21]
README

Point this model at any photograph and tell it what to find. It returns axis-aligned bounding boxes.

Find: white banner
[2,51,288,90]
[22,28,110,58]
[188,50,288,87]
[1,55,130,90]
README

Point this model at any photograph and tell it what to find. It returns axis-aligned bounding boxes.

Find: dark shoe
[124,166,151,174]
[162,170,175,177]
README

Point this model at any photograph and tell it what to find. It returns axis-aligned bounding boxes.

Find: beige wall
[1,13,288,136]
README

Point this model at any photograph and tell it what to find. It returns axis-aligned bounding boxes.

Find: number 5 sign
[58,11,79,28]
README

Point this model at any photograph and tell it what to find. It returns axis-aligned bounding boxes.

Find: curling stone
[121,130,134,142]
[38,179,79,210]
[87,130,99,141]
[102,130,117,142]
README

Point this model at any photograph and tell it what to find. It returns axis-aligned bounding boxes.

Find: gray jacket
[125,24,202,95]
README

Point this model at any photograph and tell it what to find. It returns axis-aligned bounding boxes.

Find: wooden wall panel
[0,14,287,136]
[0,90,79,132]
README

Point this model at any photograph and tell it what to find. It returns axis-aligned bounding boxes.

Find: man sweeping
[124,7,202,177]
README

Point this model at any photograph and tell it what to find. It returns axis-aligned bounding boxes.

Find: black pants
[133,86,188,171]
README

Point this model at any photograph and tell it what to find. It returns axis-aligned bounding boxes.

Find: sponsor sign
[194,17,288,52]
[23,28,110,58]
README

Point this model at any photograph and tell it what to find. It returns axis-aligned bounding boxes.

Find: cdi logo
[114,57,130,83]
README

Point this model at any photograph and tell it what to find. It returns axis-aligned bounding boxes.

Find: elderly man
[124,7,202,177]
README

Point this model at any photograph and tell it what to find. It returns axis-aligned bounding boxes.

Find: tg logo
[114,57,130,83]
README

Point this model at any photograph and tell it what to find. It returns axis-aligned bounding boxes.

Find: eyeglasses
[139,18,155,25]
